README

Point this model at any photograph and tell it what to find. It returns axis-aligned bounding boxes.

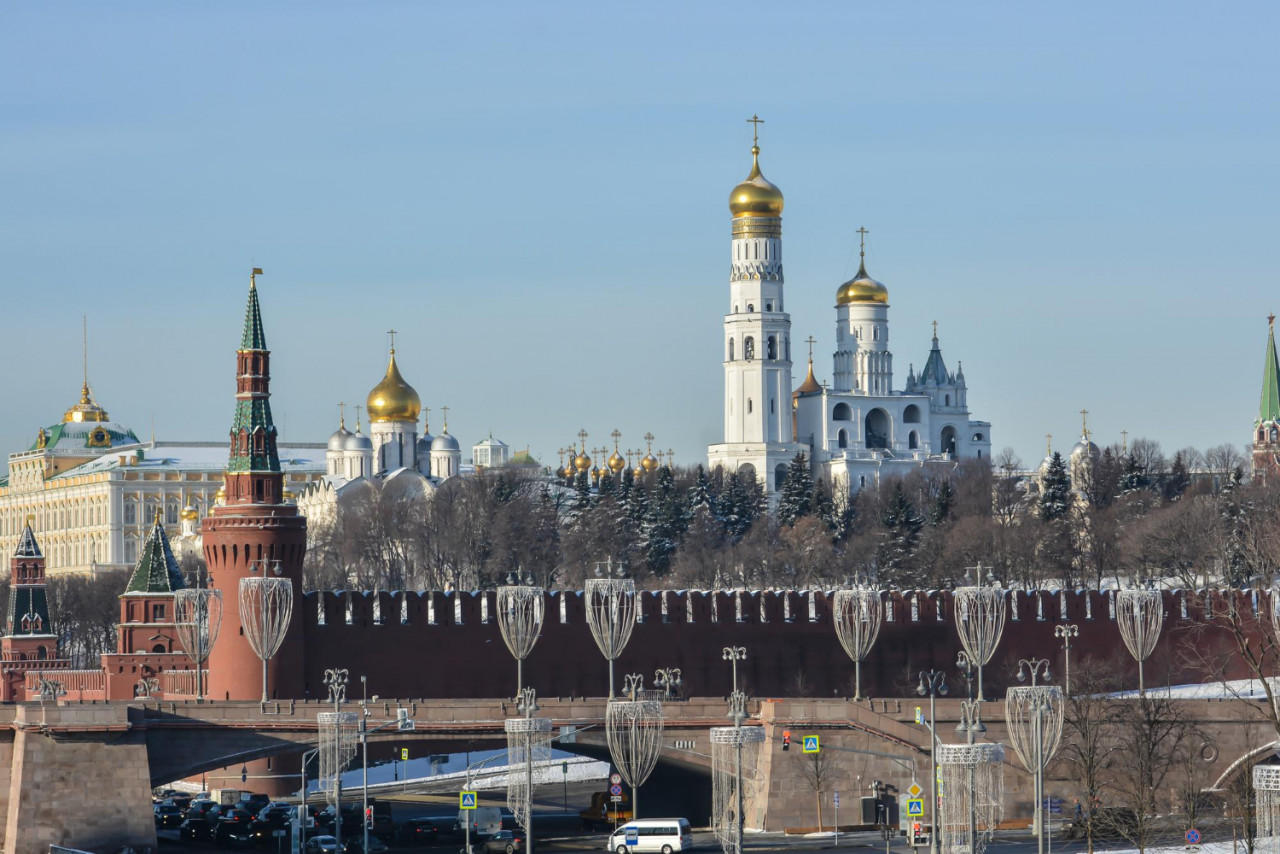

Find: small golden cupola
[366,347,421,423]
[729,116,784,219]
[836,228,889,305]
[63,382,110,423]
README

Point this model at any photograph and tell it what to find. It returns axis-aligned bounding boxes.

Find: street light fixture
[916,670,948,854]
[1053,625,1079,695]
[1006,659,1064,854]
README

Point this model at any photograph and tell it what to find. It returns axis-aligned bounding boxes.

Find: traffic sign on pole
[460,792,478,809]
[907,782,922,798]
[802,735,820,754]
[610,773,622,785]
[1186,829,1201,846]
[906,799,924,817]
[400,748,409,761]
[610,784,623,796]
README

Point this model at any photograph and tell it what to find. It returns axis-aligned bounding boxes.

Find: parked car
[257,803,295,825]
[187,799,219,819]
[344,836,389,854]
[154,802,185,829]
[251,819,293,846]
[214,808,257,848]
[478,830,530,854]
[305,836,343,853]
[179,816,216,842]
[397,818,442,845]
[169,794,193,811]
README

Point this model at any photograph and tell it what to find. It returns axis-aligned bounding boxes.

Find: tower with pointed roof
[1253,315,1280,483]
[0,518,68,700]
[707,117,804,494]
[201,271,307,701]
[114,513,187,659]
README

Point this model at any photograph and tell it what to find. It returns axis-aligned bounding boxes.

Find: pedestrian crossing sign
[802,736,820,754]
[401,748,409,761]
[460,792,477,809]
[906,799,924,817]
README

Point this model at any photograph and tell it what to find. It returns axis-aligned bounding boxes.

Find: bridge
[1,693,1274,854]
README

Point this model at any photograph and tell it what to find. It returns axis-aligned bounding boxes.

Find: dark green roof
[919,333,950,386]
[1261,322,1280,424]
[124,519,186,595]
[240,281,267,351]
[13,523,41,558]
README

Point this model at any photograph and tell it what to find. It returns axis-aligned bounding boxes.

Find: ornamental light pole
[723,646,747,695]
[711,661,762,854]
[1053,625,1079,695]
[320,668,354,852]
[1006,659,1064,854]
[916,670,948,854]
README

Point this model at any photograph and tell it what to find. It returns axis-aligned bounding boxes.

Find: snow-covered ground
[1107,678,1277,700]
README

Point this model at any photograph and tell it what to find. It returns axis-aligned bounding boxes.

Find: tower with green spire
[225,268,283,499]
[0,517,70,701]
[1254,314,1280,483]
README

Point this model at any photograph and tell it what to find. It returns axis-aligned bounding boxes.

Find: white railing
[24,669,105,693]
[160,670,206,696]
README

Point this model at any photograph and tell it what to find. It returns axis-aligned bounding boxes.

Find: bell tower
[1254,314,1280,483]
[202,270,307,701]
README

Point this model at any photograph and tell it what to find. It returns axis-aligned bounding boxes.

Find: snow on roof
[48,441,325,479]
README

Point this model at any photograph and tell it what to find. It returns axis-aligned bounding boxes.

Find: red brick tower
[1254,314,1280,483]
[0,519,68,701]
[202,271,307,701]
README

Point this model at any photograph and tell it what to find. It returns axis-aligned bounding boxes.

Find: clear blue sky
[2,2,1276,470]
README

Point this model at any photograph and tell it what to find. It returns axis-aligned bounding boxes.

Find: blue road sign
[460,792,477,809]
[906,799,924,817]
[833,792,840,807]
[1186,829,1201,846]
[626,828,639,845]
[610,784,623,796]
[802,736,820,753]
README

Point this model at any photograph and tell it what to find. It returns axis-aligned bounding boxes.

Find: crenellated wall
[297,588,1255,701]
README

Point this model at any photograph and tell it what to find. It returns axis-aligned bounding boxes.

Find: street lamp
[654,667,683,701]
[711,677,762,854]
[357,699,415,854]
[505,687,551,854]
[320,668,354,852]
[1006,659,1063,854]
[956,651,975,701]
[916,670,948,854]
[723,647,747,695]
[1053,625,1079,695]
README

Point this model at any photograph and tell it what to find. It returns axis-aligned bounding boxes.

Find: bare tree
[1108,696,1196,854]
[796,748,838,829]
[1061,665,1123,854]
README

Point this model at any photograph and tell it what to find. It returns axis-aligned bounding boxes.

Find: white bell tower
[708,117,804,494]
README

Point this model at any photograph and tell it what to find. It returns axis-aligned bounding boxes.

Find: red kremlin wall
[297,588,1253,701]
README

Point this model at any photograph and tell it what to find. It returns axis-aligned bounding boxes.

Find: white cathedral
[707,130,991,495]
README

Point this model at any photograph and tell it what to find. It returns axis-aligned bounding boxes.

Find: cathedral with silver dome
[707,120,992,495]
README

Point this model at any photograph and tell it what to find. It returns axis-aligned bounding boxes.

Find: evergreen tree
[777,453,815,527]
[1119,453,1150,494]
[930,481,954,526]
[878,483,923,574]
[645,467,684,575]
[598,471,617,497]
[808,477,835,531]
[1164,451,1190,502]
[722,470,766,542]
[1039,452,1072,521]
[573,470,592,509]
[687,465,715,515]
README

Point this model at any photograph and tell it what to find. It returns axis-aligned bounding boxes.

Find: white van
[458,806,504,837]
[607,819,694,854]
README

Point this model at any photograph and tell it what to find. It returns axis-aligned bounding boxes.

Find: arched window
[774,464,788,491]
[873,326,879,341]
[941,426,958,455]
[833,403,853,421]
[945,394,951,406]
[36,646,46,660]
[909,431,919,450]
[865,409,890,450]
[903,404,922,423]
[973,433,985,442]
[767,336,777,360]
[765,302,772,311]
[728,339,735,361]
[838,429,849,449]
[747,399,753,414]
[744,337,755,361]
[152,643,166,654]
[747,304,755,313]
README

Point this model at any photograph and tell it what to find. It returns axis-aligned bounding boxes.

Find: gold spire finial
[1080,409,1090,441]
[1270,313,1276,328]
[1045,433,1052,456]
[25,514,34,528]
[644,431,655,452]
[387,329,397,354]
[856,226,869,261]
[423,406,430,433]
[578,429,588,453]
[154,509,163,527]
[354,404,363,432]
[805,335,817,363]
[611,428,622,451]
[251,267,263,288]
[747,114,764,150]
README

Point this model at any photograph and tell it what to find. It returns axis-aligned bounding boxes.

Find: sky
[1,2,1277,472]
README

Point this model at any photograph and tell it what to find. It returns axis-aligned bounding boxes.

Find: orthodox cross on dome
[644,432,655,453]
[441,405,449,433]
[611,428,622,450]
[1121,429,1129,453]
[747,114,764,146]
[423,406,430,432]
[578,428,588,453]
[387,329,398,353]
[1080,409,1090,441]
[337,401,346,429]
[857,226,869,260]
[805,335,816,363]
[354,404,363,431]
[1045,434,1052,456]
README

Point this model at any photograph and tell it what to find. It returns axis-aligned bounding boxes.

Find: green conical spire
[1260,316,1280,424]
[124,514,186,595]
[240,269,267,351]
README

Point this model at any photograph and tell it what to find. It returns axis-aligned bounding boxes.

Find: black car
[215,809,257,848]
[251,819,294,847]
[478,830,530,854]
[396,818,441,845]
[179,816,217,842]
[155,803,185,829]
[258,804,295,825]
[186,799,219,820]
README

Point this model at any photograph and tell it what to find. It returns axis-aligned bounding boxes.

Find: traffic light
[366,806,374,829]
[782,730,791,751]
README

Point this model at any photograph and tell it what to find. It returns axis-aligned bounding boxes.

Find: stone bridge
[1,695,1276,854]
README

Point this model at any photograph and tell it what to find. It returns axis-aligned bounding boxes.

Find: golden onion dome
[64,382,110,423]
[794,359,823,396]
[574,452,592,472]
[608,452,626,473]
[180,504,199,522]
[641,453,658,473]
[366,349,421,423]
[729,145,784,218]
[836,259,889,306]
[282,488,295,504]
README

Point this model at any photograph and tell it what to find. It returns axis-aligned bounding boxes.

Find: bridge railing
[159,670,206,697]
[24,669,106,700]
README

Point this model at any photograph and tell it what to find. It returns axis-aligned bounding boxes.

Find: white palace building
[707,127,991,495]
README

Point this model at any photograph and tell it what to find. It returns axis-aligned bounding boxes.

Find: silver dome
[1070,439,1100,461]
[344,431,373,452]
[431,432,460,452]
[327,426,351,452]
